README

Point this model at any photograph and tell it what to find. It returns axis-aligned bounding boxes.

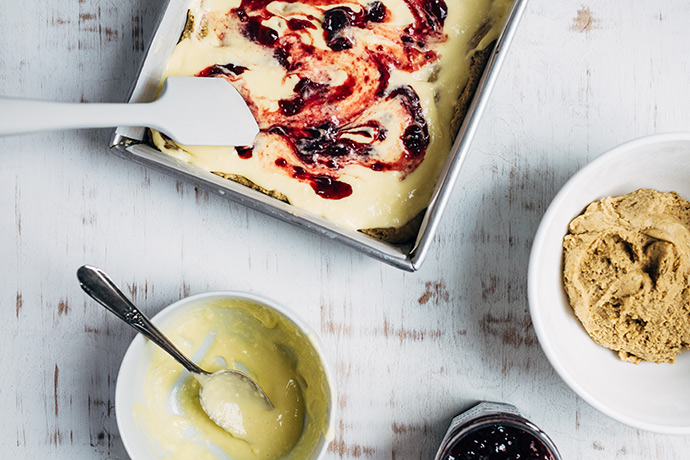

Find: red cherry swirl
[197,0,447,199]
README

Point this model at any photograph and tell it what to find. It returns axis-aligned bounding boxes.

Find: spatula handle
[0,97,154,136]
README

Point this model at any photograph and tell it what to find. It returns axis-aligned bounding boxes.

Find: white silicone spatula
[0,77,259,146]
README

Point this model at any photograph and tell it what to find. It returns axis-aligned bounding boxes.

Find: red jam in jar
[435,402,561,460]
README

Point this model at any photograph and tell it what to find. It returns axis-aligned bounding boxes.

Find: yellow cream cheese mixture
[153,0,512,232]
[134,299,330,459]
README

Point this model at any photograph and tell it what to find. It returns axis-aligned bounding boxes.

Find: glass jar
[434,402,561,460]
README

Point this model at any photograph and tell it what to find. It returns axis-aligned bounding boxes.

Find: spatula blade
[154,77,259,147]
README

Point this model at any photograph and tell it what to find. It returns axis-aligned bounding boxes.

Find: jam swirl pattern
[196,0,448,199]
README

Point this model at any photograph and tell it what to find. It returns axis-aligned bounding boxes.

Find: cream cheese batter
[134,299,330,459]
[153,0,512,232]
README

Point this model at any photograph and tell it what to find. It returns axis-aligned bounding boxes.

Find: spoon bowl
[76,265,272,437]
[197,370,276,438]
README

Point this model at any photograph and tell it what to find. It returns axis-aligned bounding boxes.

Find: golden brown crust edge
[451,42,495,138]
[212,171,289,203]
[362,41,495,244]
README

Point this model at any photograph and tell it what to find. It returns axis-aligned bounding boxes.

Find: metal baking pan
[110,0,528,271]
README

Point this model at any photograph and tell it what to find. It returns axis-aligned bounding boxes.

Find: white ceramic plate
[528,133,690,434]
[115,291,336,459]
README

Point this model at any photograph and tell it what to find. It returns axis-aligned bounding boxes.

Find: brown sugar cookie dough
[563,188,690,364]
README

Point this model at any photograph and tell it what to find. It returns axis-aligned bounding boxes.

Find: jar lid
[435,402,561,460]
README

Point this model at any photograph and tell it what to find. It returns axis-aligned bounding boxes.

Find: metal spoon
[76,265,273,436]
[0,77,259,146]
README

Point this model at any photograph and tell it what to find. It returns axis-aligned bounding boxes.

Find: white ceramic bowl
[115,291,336,459]
[529,133,690,434]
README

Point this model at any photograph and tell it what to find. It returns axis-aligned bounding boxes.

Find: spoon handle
[77,265,208,376]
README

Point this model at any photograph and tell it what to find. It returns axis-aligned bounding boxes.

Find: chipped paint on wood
[58,299,70,316]
[571,7,598,33]
[16,292,23,318]
[53,365,59,417]
[418,280,449,305]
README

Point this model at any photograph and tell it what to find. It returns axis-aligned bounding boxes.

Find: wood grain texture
[2,0,690,458]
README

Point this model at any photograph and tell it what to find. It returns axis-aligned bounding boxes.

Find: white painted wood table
[2,1,690,458]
